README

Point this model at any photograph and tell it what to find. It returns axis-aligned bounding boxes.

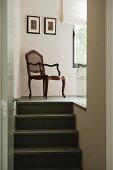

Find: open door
[1,0,14,168]
[0,0,2,169]
[0,0,18,169]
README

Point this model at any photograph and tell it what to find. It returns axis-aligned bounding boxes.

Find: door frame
[106,0,113,169]
[0,0,2,168]
[1,0,14,170]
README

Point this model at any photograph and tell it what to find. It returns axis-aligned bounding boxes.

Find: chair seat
[30,75,64,80]
[30,75,46,80]
[30,75,64,81]
[48,76,65,81]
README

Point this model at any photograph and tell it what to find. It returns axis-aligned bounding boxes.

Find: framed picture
[27,16,40,34]
[44,17,56,35]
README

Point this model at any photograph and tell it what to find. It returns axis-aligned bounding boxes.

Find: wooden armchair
[25,50,65,98]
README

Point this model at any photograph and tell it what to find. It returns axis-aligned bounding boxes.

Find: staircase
[14,101,83,170]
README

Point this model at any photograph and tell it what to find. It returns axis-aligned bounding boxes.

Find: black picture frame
[27,16,40,34]
[44,17,56,35]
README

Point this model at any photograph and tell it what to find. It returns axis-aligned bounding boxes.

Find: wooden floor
[20,96,87,109]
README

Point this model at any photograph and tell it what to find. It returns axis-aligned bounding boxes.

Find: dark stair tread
[17,101,73,104]
[14,129,76,134]
[15,168,82,170]
[14,147,82,154]
[15,114,74,118]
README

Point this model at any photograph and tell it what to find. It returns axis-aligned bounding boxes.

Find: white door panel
[1,0,16,169]
[1,0,10,169]
[0,0,2,169]
[1,0,8,168]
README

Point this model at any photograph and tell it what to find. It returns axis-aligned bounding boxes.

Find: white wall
[14,0,21,98]
[20,0,86,97]
[0,0,1,99]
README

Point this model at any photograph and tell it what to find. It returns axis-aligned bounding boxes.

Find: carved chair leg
[62,77,65,98]
[45,76,49,99]
[28,78,32,98]
[43,79,45,97]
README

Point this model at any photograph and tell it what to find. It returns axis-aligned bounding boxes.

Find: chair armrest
[43,63,61,76]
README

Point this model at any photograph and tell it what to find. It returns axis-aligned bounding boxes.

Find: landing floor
[20,96,87,110]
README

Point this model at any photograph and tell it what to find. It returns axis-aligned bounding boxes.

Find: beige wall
[74,0,106,170]
[20,0,86,97]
